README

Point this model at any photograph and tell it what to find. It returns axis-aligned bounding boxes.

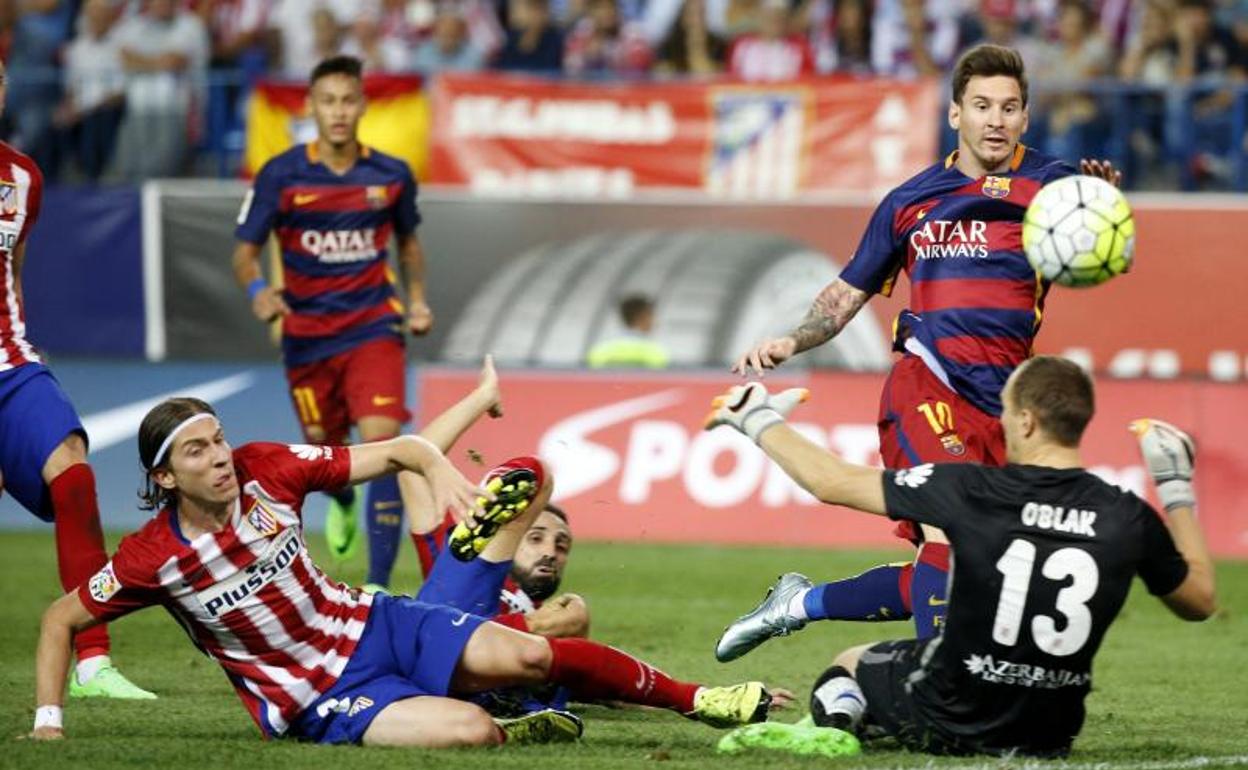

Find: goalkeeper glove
[704,383,809,443]
[1129,418,1196,513]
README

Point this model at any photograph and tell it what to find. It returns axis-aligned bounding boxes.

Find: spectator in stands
[269,0,353,78]
[1169,0,1247,185]
[53,0,125,181]
[6,0,77,171]
[870,0,960,77]
[563,0,653,76]
[653,0,726,76]
[494,0,563,72]
[195,0,272,71]
[586,295,670,369]
[805,0,872,74]
[1030,0,1114,161]
[112,0,211,180]
[1120,0,1178,181]
[344,11,409,71]
[411,4,486,72]
[727,0,815,81]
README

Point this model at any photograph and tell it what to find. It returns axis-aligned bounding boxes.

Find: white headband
[151,413,219,468]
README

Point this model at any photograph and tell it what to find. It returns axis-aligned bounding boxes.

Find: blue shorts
[416,551,511,618]
[0,364,85,520]
[289,594,489,745]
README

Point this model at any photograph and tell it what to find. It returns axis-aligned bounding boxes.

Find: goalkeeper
[707,356,1215,757]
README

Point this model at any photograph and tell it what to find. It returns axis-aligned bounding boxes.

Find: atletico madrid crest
[247,500,281,537]
[982,176,1011,199]
[0,181,17,216]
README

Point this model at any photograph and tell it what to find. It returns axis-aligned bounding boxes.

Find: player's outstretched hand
[765,686,796,712]
[1080,158,1122,188]
[251,286,291,323]
[704,382,808,442]
[408,301,434,336]
[1129,418,1195,512]
[733,337,798,377]
[477,354,503,418]
[426,456,493,529]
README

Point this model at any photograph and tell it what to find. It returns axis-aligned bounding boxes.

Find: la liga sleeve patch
[88,562,122,603]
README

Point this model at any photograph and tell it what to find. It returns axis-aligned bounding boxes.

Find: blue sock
[802,564,912,622]
[364,474,403,587]
[910,543,950,640]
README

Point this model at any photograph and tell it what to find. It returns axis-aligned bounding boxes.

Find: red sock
[547,637,699,713]
[50,464,110,660]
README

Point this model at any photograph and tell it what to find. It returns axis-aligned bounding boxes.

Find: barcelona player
[29,397,788,744]
[730,44,1123,648]
[0,59,153,700]
[233,55,430,591]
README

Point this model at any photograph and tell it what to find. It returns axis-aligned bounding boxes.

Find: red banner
[418,368,1248,557]
[427,74,940,197]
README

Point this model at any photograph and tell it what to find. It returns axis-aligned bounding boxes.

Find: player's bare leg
[450,621,786,727]
[43,434,154,699]
[358,414,405,592]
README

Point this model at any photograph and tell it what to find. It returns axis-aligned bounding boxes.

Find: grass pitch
[1,531,1245,769]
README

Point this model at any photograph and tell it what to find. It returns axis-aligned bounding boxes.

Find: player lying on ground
[707,356,1215,757]
[732,44,1122,646]
[403,356,586,637]
[29,397,789,744]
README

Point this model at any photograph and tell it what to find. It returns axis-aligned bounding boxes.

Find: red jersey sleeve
[235,442,353,505]
[77,533,165,622]
[18,155,43,244]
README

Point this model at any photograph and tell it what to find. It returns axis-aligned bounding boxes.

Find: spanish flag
[243,74,430,178]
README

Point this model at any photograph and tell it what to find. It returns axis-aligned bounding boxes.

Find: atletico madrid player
[28,397,788,744]
[733,44,1123,642]
[233,55,429,590]
[0,58,153,700]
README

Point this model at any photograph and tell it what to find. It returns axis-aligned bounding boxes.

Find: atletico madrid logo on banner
[707,91,806,199]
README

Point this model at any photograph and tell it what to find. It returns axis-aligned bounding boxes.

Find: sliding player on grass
[707,357,1215,757]
[29,396,787,744]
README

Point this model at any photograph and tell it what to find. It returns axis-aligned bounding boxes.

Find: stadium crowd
[0,0,1245,185]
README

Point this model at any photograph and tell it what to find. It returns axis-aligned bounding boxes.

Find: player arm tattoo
[788,279,870,354]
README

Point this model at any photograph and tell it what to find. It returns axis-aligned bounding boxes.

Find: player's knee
[303,425,327,443]
[42,432,89,482]
[515,635,553,679]
[451,707,504,747]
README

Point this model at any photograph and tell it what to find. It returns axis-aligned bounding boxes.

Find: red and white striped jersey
[79,442,370,737]
[0,141,44,371]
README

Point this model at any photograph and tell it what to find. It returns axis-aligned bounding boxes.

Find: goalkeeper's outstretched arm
[704,382,886,515]
[1130,419,1217,621]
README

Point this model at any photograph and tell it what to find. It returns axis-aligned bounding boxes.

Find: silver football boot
[715,572,814,662]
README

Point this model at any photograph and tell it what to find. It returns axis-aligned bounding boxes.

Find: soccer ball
[1021,175,1135,288]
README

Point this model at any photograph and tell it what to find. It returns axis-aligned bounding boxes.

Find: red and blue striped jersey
[236,143,420,367]
[839,144,1076,416]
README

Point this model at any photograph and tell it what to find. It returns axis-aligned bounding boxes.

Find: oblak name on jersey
[1020,502,1097,538]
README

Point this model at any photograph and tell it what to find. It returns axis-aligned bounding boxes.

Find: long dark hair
[137,397,217,511]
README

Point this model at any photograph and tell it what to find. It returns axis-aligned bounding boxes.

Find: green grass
[1,532,1246,769]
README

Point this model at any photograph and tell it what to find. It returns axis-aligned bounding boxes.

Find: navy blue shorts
[0,364,85,520]
[416,550,511,617]
[289,594,488,745]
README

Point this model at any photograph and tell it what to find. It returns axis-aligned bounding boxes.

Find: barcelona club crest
[982,176,1011,199]
[366,185,389,209]
[940,433,967,456]
[0,180,18,216]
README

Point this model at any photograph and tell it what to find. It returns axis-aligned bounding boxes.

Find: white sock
[811,675,865,730]
[77,654,110,683]
[787,588,810,621]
